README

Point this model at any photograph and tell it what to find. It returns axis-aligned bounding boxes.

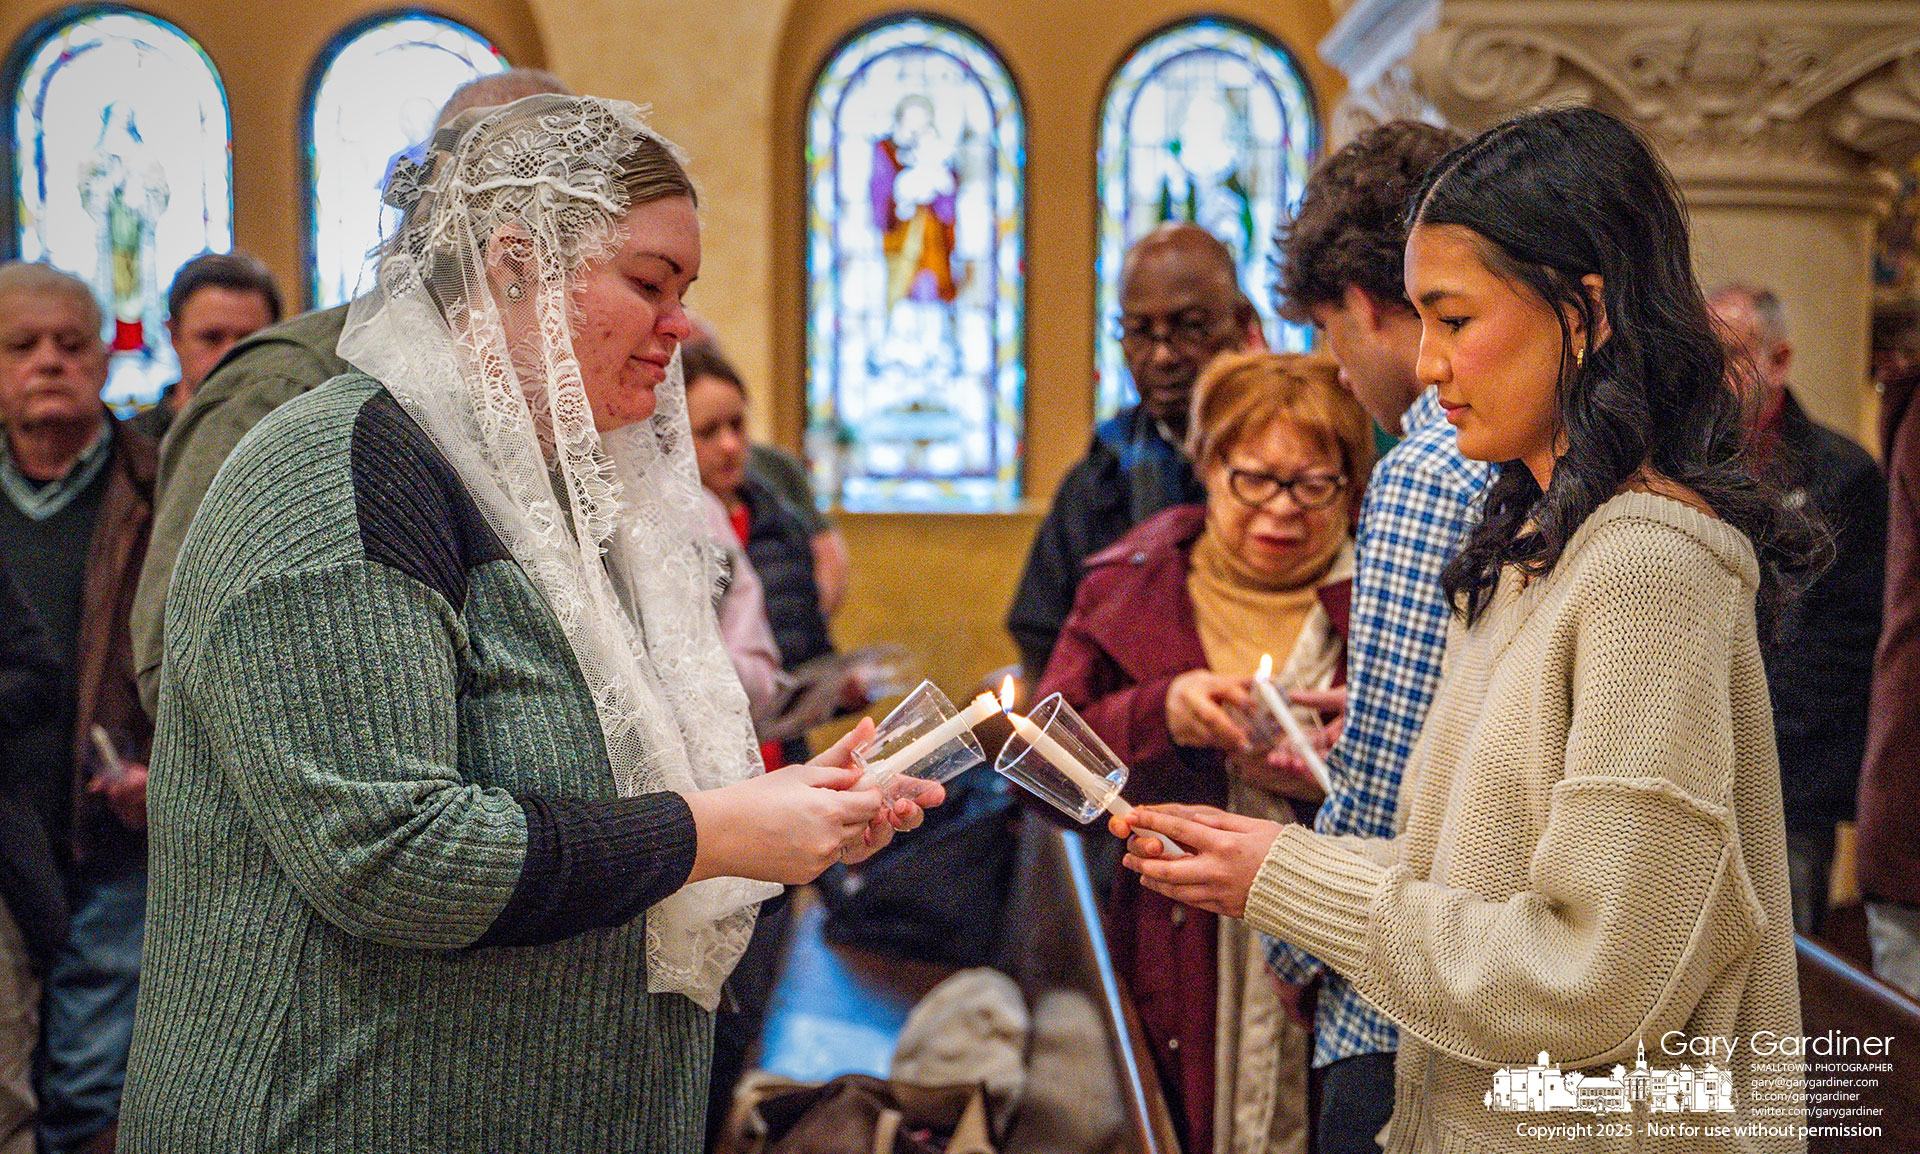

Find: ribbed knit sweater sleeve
[195,560,695,949]
[1245,512,1768,1069]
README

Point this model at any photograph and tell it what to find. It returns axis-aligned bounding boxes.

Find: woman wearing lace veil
[119,95,930,1153]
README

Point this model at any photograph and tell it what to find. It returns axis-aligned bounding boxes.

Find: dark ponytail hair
[1408,106,1825,625]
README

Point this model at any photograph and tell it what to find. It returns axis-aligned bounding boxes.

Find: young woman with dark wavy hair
[1116,106,1819,1153]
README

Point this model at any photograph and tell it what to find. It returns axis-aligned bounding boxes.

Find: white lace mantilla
[339,95,776,1011]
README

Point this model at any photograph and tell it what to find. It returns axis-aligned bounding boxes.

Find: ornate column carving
[1409,5,1920,211]
[1319,0,1920,439]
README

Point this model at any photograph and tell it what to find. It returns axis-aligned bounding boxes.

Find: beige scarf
[1187,523,1332,678]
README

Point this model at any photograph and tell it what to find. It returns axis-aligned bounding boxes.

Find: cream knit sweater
[1247,493,1803,1153]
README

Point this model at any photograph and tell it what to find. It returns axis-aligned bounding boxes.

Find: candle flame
[1257,653,1274,680]
[999,674,1017,712]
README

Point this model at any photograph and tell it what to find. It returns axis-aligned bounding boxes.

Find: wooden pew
[1796,934,1920,1151]
[747,813,1181,1153]
[999,819,1183,1153]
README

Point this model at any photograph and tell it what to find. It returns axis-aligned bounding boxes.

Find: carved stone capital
[1398,4,1920,209]
[1321,1,1920,212]
[1327,61,1445,147]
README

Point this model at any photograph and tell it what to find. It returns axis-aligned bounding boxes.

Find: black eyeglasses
[1226,468,1348,511]
[1115,308,1229,351]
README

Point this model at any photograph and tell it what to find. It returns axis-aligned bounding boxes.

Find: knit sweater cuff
[1244,823,1383,981]
[475,791,697,947]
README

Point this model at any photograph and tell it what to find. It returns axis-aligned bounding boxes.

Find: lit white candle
[1254,654,1333,795]
[860,690,1001,787]
[89,724,128,785]
[1000,685,1186,857]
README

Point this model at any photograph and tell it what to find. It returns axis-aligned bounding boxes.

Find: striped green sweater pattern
[121,374,710,1153]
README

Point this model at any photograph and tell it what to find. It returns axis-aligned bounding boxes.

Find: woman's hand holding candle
[1254,655,1333,795]
[1109,804,1282,919]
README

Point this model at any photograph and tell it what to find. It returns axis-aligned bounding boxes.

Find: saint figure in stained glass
[874,95,959,315]
[81,102,170,355]
[10,9,231,406]
[806,18,1024,512]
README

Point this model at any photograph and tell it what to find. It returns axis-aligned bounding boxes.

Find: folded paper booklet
[759,644,916,745]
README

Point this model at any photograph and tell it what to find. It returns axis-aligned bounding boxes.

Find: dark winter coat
[739,477,832,674]
[1006,404,1204,678]
[1753,391,1885,832]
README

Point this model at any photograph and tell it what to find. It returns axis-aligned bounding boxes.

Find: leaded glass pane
[309,14,505,309]
[806,18,1024,512]
[1096,19,1316,420]
[11,9,231,407]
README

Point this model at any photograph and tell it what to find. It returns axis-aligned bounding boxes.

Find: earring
[1574,345,1586,370]
[504,282,526,302]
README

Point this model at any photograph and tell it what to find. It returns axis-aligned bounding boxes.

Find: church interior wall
[526,0,1346,700]
[12,0,1902,712]
[3,0,1344,702]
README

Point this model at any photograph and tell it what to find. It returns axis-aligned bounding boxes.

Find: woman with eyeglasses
[1036,350,1373,1154]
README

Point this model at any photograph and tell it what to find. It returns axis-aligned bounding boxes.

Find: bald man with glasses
[1007,224,1262,682]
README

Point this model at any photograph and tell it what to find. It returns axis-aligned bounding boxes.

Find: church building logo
[1485,1042,1735,1114]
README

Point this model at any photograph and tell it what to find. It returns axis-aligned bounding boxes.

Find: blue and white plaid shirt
[1266,386,1492,1068]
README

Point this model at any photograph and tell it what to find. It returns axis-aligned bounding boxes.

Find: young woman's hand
[1107,804,1282,919]
[1166,670,1253,751]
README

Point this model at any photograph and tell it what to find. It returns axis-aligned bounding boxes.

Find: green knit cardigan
[121,374,712,1153]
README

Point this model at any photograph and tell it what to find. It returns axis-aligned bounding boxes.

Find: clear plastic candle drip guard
[992,692,1129,824]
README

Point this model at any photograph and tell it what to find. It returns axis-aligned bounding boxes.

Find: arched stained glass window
[308,13,506,309]
[806,18,1024,512]
[1096,19,1316,420]
[9,7,232,407]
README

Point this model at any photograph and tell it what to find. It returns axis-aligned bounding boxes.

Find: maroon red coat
[1036,504,1350,1154]
[1860,367,1920,904]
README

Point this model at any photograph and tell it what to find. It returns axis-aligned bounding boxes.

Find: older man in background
[126,252,282,443]
[1006,223,1263,680]
[129,68,571,713]
[0,262,154,1154]
[1708,283,1885,937]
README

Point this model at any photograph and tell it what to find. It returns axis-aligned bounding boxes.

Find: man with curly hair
[1264,120,1490,1154]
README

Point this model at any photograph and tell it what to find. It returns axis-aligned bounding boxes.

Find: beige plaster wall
[526,0,789,434]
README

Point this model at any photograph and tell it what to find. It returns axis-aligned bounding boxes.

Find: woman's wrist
[1243,824,1381,976]
[680,784,740,884]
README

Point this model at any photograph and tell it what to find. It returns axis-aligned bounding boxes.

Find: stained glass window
[806,18,1024,512]
[10,8,232,407]
[1096,19,1317,420]
[308,14,506,309]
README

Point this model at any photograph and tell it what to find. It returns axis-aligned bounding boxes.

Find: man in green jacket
[129,306,349,712]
